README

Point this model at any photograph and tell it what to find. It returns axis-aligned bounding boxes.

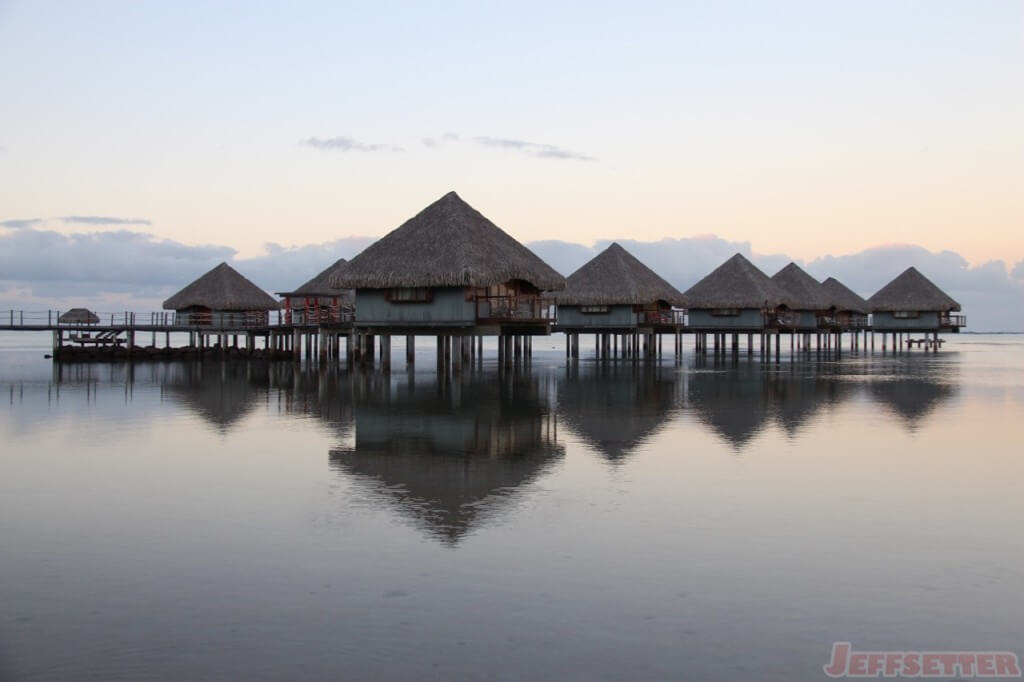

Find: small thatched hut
[682,253,792,330]
[329,191,564,329]
[163,262,279,327]
[277,257,354,325]
[820,277,869,330]
[867,267,964,331]
[556,243,685,329]
[58,308,100,324]
[771,262,831,330]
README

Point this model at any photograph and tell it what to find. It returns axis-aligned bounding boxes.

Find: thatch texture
[277,257,353,302]
[59,308,99,323]
[163,262,280,311]
[682,253,792,309]
[867,267,961,312]
[821,277,868,314]
[557,242,686,306]
[771,263,831,310]
[329,191,565,291]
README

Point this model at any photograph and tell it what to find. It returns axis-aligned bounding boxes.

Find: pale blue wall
[355,288,476,324]
[872,311,940,330]
[688,309,765,329]
[557,304,637,327]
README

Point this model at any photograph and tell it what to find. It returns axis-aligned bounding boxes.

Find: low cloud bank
[1,226,1020,331]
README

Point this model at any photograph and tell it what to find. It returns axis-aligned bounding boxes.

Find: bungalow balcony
[173,310,271,329]
[284,301,354,326]
[940,313,967,329]
[475,295,557,323]
[818,313,869,330]
[642,309,686,326]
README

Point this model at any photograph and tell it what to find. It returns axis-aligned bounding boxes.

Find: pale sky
[1,1,1022,264]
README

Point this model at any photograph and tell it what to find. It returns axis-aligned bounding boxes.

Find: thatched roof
[277,257,353,303]
[163,262,280,311]
[771,263,831,310]
[867,267,961,312]
[557,242,686,306]
[682,253,792,309]
[59,308,99,323]
[821,277,868,314]
[329,191,565,291]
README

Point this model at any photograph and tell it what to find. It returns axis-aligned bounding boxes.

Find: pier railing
[0,310,288,330]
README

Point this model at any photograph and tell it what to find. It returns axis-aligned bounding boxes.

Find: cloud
[475,136,596,162]
[300,136,403,152]
[422,132,461,148]
[0,218,43,229]
[528,237,1024,332]
[0,224,375,311]
[60,216,152,226]
[1,224,1020,331]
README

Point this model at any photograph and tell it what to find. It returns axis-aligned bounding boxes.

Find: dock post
[127,330,135,355]
[292,329,301,360]
[514,335,522,361]
[452,336,462,372]
[406,335,415,366]
[381,335,391,371]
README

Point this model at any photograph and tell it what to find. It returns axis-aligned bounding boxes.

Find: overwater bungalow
[330,192,564,333]
[820,277,869,330]
[58,308,100,324]
[770,262,831,331]
[163,262,280,328]
[276,257,353,326]
[867,267,965,332]
[683,253,792,331]
[556,242,686,330]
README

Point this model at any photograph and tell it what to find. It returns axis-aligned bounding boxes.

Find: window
[580,305,609,314]
[386,287,432,303]
[710,308,740,317]
[892,311,920,319]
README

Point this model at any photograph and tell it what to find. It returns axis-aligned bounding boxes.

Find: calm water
[2,333,1023,681]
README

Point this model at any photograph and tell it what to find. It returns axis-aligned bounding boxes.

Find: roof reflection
[329,370,563,546]
[556,363,682,462]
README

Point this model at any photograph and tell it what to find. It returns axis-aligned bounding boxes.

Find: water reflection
[161,362,268,433]
[557,364,682,462]
[329,370,563,545]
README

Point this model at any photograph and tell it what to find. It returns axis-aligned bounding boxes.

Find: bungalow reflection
[868,362,959,429]
[329,371,563,545]
[556,363,683,463]
[161,361,270,433]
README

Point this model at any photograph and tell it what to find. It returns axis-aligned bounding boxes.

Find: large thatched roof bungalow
[820,276,869,330]
[330,191,565,333]
[770,262,831,330]
[556,243,686,330]
[867,267,965,331]
[276,257,353,326]
[682,253,793,330]
[163,262,279,328]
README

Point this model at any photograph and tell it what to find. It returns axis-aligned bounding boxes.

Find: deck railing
[941,313,967,328]
[475,295,557,322]
[818,314,869,330]
[642,310,687,325]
